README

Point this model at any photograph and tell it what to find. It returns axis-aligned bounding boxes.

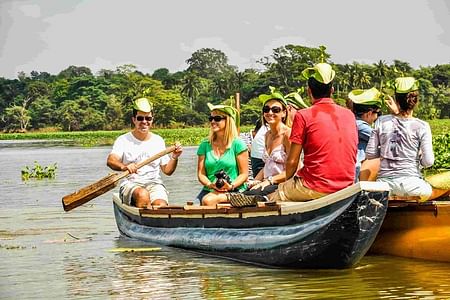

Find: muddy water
[1,142,450,299]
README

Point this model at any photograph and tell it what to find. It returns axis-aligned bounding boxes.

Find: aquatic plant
[21,161,57,181]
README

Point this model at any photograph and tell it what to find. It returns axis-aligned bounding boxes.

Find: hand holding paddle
[62,146,176,212]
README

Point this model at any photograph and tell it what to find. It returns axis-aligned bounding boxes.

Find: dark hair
[254,118,262,132]
[352,103,380,117]
[395,90,419,112]
[308,77,333,99]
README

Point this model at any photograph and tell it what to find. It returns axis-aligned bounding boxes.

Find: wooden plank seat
[140,202,281,215]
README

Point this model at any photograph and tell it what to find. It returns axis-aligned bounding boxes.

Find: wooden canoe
[113,181,389,269]
[369,200,450,263]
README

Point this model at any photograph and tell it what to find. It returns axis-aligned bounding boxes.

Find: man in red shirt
[270,63,357,201]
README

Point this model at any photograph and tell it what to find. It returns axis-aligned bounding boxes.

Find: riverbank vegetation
[1,45,449,133]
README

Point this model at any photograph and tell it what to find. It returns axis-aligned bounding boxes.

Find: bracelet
[267,176,273,185]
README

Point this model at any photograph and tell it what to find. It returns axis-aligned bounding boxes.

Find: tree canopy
[0,45,449,132]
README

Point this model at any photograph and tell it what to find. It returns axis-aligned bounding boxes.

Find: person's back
[292,99,357,193]
[268,62,357,202]
[367,114,433,178]
[365,77,448,201]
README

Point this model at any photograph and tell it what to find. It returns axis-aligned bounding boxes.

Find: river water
[1,142,450,299]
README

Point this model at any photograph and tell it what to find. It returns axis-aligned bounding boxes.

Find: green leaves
[21,161,57,181]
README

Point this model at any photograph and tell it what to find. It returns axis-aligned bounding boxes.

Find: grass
[0,126,253,147]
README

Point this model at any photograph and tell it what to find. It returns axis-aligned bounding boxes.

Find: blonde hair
[208,111,238,148]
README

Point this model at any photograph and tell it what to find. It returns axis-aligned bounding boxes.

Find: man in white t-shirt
[107,97,183,208]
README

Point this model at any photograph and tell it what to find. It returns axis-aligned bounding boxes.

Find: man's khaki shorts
[119,182,168,206]
[270,176,327,202]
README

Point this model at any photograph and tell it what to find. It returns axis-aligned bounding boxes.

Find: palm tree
[374,60,388,91]
[181,73,201,109]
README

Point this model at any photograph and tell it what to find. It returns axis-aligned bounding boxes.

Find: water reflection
[1,143,450,299]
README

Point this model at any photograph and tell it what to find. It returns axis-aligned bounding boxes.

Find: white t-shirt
[110,132,170,186]
[250,125,268,159]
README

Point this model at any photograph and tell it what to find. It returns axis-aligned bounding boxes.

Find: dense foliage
[1,45,449,132]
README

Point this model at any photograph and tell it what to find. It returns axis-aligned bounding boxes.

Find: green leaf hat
[207,103,240,128]
[258,86,288,107]
[284,89,309,109]
[394,77,419,94]
[301,63,335,84]
[348,87,383,107]
[132,97,153,112]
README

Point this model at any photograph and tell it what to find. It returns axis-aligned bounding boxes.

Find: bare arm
[286,142,302,180]
[197,155,215,190]
[107,153,138,174]
[160,143,183,176]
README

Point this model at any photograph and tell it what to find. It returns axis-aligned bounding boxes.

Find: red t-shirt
[290,98,357,193]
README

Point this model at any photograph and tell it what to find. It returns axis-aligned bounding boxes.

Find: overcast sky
[1,0,449,79]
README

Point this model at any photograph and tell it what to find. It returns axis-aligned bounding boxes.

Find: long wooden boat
[113,181,389,268]
[369,199,450,263]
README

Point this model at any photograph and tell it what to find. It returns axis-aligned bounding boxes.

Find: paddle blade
[62,173,118,212]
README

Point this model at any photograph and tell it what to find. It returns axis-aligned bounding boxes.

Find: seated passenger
[106,97,183,208]
[366,77,449,201]
[348,87,382,180]
[228,63,357,207]
[196,103,248,206]
[249,87,291,194]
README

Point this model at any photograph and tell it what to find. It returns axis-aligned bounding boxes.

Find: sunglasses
[209,115,227,122]
[135,116,153,122]
[371,110,382,117]
[263,106,283,113]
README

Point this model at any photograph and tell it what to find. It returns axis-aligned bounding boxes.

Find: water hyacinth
[21,161,57,181]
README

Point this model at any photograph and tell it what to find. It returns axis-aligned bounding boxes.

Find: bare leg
[202,192,228,207]
[151,199,168,206]
[133,187,150,208]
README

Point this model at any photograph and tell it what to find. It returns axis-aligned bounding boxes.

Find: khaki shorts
[119,182,168,206]
[378,176,432,201]
[270,176,327,202]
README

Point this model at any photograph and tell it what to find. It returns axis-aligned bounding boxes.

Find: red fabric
[290,98,357,193]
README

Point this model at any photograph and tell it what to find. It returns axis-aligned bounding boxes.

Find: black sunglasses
[372,110,382,117]
[263,106,283,113]
[209,115,227,122]
[136,116,153,122]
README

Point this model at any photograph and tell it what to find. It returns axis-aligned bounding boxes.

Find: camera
[214,169,231,189]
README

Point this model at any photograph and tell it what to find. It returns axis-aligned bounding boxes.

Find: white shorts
[119,182,168,206]
[378,176,432,201]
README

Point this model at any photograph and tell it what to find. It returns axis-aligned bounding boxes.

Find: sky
[0,0,449,79]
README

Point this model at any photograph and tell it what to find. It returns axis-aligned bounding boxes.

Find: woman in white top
[366,77,449,201]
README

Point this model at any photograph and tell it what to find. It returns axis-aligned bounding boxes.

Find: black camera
[214,169,231,189]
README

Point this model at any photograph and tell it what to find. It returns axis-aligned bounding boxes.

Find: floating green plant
[21,161,57,181]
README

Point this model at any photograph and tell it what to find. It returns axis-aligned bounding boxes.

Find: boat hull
[369,201,450,262]
[114,182,389,268]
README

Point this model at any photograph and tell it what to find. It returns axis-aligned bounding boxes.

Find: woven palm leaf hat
[207,103,240,128]
[133,97,153,112]
[393,77,419,94]
[348,87,383,107]
[301,62,336,84]
[284,89,309,109]
[258,86,288,107]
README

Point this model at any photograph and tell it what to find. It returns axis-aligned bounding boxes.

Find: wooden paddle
[62,146,176,212]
